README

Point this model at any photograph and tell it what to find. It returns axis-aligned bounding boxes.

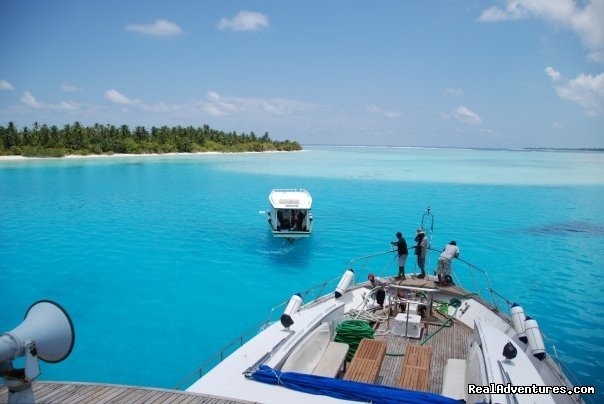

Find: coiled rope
[334,320,375,361]
[344,308,389,323]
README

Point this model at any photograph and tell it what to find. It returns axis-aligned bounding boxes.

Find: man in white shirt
[435,241,459,286]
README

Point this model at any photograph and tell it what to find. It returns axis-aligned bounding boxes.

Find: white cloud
[202,91,239,116]
[18,91,80,111]
[201,91,318,117]
[140,102,182,113]
[478,0,604,62]
[104,89,190,113]
[445,88,464,96]
[545,66,561,81]
[218,11,269,31]
[105,89,140,105]
[588,51,604,64]
[552,121,562,129]
[452,105,483,125]
[478,5,525,22]
[546,68,604,115]
[201,102,228,117]
[259,100,290,116]
[61,83,83,92]
[126,19,183,37]
[54,101,79,111]
[0,79,15,90]
[20,91,42,108]
[365,104,401,119]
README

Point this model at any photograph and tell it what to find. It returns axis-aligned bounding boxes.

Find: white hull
[267,189,313,239]
[186,268,582,403]
[185,210,583,403]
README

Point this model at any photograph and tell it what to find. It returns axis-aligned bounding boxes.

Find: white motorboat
[266,189,313,239]
[182,210,590,404]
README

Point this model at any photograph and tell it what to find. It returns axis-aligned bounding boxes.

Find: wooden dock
[0,382,254,404]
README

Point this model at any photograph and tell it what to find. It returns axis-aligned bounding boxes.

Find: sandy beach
[0,150,295,161]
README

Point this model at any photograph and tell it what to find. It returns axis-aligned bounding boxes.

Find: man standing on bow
[391,231,408,279]
[414,228,428,279]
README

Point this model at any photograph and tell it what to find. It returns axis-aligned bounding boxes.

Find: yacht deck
[371,308,473,394]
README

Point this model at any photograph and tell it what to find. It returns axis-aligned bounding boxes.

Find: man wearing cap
[391,231,408,279]
[368,273,388,308]
[414,228,428,278]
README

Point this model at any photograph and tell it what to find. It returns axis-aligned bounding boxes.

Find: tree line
[0,122,302,157]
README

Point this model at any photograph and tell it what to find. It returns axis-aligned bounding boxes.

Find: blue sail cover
[251,365,464,404]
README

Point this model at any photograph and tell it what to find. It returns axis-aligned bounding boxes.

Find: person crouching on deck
[368,273,388,308]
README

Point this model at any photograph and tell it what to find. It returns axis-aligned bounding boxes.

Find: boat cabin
[267,189,313,239]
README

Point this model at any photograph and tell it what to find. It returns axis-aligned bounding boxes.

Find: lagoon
[1,146,603,399]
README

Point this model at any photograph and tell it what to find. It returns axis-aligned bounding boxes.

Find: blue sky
[1,0,603,148]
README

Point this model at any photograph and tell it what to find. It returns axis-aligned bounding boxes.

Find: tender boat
[182,210,589,404]
[267,189,313,239]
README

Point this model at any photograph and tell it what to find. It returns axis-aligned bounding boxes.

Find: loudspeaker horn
[2,300,75,363]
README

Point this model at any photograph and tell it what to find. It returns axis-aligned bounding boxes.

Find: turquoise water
[1,147,603,399]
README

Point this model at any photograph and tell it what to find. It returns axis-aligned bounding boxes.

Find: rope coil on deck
[334,320,375,361]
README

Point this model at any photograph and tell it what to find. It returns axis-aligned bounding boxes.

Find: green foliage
[20,146,66,157]
[0,122,302,157]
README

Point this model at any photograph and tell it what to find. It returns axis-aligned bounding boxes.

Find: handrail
[173,274,344,390]
[176,247,576,395]
[173,319,267,390]
[428,246,506,313]
[437,249,588,401]
[270,188,309,193]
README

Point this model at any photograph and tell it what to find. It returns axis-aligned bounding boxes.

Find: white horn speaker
[0,300,75,363]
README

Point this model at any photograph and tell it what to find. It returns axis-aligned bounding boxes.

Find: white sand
[0,150,294,161]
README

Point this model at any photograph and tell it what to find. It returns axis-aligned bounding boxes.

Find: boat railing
[260,274,344,328]
[270,188,310,194]
[437,249,589,401]
[432,247,512,313]
[173,319,266,390]
[345,248,513,314]
[177,249,583,396]
[173,274,344,390]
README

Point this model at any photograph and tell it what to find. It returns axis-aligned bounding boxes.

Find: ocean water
[1,146,603,399]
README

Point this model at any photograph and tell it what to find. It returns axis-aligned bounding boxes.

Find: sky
[0,0,603,148]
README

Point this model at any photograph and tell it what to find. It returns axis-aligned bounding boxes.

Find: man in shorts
[391,231,408,279]
[436,240,459,286]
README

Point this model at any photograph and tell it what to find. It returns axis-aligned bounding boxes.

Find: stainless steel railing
[175,248,585,399]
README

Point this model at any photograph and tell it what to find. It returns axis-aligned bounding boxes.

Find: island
[0,122,302,157]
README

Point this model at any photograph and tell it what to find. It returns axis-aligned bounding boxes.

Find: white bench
[281,323,349,378]
[441,358,467,400]
[312,341,349,377]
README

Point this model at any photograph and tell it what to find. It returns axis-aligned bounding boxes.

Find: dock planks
[0,382,253,404]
